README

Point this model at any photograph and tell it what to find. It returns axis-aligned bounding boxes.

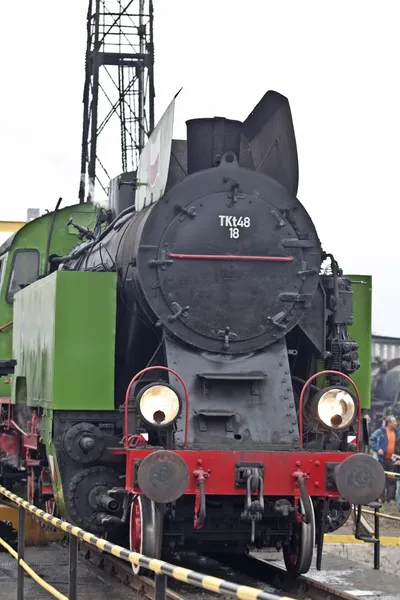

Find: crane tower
[79,0,155,204]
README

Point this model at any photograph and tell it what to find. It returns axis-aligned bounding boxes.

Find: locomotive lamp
[314,386,356,429]
[137,383,182,427]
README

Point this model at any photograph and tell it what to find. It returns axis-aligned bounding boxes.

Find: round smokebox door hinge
[63,422,105,463]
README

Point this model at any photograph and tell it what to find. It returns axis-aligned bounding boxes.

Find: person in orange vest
[370,415,400,502]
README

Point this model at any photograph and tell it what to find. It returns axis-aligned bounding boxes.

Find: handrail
[298,370,362,450]
[0,320,13,332]
[0,485,295,600]
[124,365,190,449]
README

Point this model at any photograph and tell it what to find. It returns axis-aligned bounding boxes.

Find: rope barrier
[0,485,295,600]
[0,536,67,600]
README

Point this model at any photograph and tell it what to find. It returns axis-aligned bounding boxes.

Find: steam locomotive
[0,90,384,578]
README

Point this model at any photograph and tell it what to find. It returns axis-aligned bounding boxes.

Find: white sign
[135,89,181,211]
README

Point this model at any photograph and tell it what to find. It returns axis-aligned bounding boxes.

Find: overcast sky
[0,1,398,336]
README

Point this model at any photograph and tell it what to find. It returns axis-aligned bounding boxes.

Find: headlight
[137,383,181,427]
[315,386,356,429]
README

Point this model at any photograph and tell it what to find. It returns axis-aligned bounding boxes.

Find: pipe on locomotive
[124,365,190,449]
[298,370,362,450]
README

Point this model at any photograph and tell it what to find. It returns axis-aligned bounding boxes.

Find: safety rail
[362,507,400,522]
[384,470,400,480]
[0,485,295,600]
[360,471,400,528]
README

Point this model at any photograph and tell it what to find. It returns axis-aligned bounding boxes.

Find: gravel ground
[0,544,134,600]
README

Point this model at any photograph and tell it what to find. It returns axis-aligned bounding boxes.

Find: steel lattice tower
[79,0,155,203]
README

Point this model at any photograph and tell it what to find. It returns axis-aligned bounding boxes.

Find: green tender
[347,274,372,410]
[12,270,116,411]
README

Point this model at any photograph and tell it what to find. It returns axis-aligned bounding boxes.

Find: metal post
[78,0,94,203]
[316,498,327,571]
[154,574,167,600]
[148,0,155,133]
[68,534,78,600]
[87,0,101,203]
[17,505,25,600]
[78,0,155,200]
[137,0,145,154]
[374,506,380,570]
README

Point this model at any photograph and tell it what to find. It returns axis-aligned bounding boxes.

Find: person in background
[369,415,400,502]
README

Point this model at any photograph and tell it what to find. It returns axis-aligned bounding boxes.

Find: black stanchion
[69,534,78,600]
[17,505,25,600]
[316,498,327,571]
[154,574,167,600]
[374,505,380,570]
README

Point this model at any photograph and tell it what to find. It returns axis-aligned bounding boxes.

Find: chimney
[186,117,241,174]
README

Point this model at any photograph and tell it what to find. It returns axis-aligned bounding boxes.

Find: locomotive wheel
[129,495,163,575]
[283,496,315,578]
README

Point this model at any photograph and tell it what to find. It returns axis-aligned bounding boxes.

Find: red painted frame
[120,367,363,499]
[112,447,351,498]
[0,398,39,458]
[0,398,56,507]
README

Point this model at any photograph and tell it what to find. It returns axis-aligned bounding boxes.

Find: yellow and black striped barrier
[361,507,400,522]
[0,485,295,600]
[384,470,400,479]
[324,534,400,545]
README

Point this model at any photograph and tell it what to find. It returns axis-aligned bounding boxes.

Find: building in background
[0,209,40,244]
[372,335,400,361]
[27,209,40,221]
[371,334,400,428]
